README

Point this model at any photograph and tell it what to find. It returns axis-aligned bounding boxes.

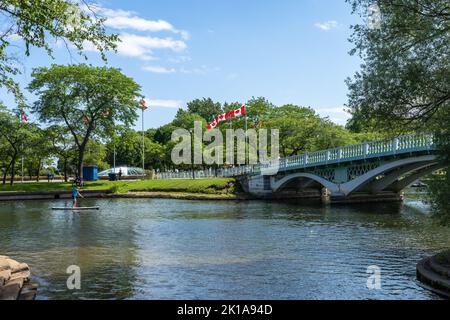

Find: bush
[428,170,450,226]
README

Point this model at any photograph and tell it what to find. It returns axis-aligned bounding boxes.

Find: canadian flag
[207,120,219,130]
[207,104,246,130]
[140,98,149,110]
[230,104,245,118]
[216,111,229,123]
[21,109,28,124]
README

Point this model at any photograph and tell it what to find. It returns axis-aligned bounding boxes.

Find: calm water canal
[0,196,449,300]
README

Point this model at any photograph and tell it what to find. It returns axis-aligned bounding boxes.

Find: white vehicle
[98,166,145,177]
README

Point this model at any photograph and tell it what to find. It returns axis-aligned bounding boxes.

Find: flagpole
[245,111,248,165]
[142,106,145,178]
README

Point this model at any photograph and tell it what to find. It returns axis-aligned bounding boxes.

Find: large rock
[0,256,37,300]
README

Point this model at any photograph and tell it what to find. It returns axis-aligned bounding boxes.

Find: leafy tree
[144,139,165,170]
[0,0,118,101]
[315,120,358,150]
[172,109,207,129]
[28,64,142,177]
[346,0,449,126]
[154,123,178,145]
[0,105,37,184]
[346,0,450,223]
[47,125,77,182]
[186,98,222,122]
[245,97,275,129]
[23,127,53,181]
[83,139,108,171]
[428,107,450,225]
[106,127,144,168]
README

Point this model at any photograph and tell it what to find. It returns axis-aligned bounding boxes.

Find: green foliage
[172,109,207,129]
[115,178,236,194]
[347,0,450,224]
[0,0,118,101]
[264,104,357,156]
[346,0,449,127]
[187,98,222,122]
[84,139,108,170]
[28,64,142,175]
[107,126,165,170]
[428,171,450,226]
[0,105,42,184]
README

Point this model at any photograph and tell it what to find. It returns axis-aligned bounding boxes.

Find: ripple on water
[0,198,448,300]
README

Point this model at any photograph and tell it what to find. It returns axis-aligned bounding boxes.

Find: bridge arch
[271,172,339,193]
[391,163,443,192]
[340,155,439,196]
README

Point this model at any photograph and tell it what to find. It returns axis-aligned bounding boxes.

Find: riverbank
[0,178,244,201]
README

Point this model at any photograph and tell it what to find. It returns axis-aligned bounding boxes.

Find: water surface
[0,196,448,299]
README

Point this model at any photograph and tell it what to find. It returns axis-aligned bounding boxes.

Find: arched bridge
[158,134,443,203]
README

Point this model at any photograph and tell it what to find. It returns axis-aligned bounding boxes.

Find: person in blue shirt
[71,185,84,208]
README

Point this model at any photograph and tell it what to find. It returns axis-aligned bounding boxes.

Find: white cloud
[145,99,183,109]
[117,33,187,61]
[88,5,189,38]
[314,20,338,31]
[79,4,189,61]
[143,66,176,74]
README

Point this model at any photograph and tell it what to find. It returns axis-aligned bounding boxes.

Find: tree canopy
[346,0,449,127]
[0,0,117,101]
[28,64,142,176]
[346,0,450,224]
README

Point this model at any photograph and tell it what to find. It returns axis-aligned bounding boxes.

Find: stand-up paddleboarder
[71,185,84,208]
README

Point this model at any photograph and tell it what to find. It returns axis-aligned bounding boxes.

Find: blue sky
[2,0,363,129]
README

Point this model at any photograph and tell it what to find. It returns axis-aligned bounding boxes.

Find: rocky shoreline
[0,256,37,300]
[417,250,450,299]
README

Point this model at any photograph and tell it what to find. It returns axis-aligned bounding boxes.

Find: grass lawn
[0,178,238,195]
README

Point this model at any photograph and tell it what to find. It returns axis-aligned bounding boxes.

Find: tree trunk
[77,145,86,178]
[9,155,16,186]
[36,159,42,182]
[64,158,68,182]
[3,159,12,185]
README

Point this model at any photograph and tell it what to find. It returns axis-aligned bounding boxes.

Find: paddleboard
[52,206,100,211]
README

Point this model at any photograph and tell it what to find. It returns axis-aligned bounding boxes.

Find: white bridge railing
[157,133,435,179]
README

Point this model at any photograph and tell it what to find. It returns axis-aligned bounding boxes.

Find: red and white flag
[21,109,28,124]
[230,104,245,118]
[140,98,149,110]
[207,120,219,130]
[216,111,229,123]
[207,104,246,130]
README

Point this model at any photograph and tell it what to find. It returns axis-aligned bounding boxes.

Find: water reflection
[0,197,448,299]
